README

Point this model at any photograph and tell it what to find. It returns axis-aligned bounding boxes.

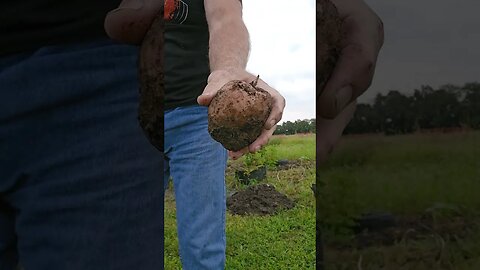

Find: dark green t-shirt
[0,0,119,56]
[164,0,210,110]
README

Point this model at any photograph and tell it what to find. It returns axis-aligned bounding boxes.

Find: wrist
[208,69,254,83]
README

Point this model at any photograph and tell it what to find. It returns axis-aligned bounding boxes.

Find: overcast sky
[243,0,315,123]
[356,0,480,103]
[243,0,480,121]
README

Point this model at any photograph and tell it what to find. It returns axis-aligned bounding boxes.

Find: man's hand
[317,0,384,119]
[198,69,285,159]
[316,0,383,164]
[203,0,285,159]
[317,102,356,164]
[104,0,161,44]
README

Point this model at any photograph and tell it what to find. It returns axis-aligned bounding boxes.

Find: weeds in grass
[165,134,316,269]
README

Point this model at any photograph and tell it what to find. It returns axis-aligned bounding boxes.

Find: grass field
[164,134,316,269]
[165,131,480,269]
[319,131,480,269]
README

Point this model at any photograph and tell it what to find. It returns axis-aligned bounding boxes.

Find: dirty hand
[198,69,286,159]
[317,101,357,164]
[317,0,384,119]
[104,0,162,44]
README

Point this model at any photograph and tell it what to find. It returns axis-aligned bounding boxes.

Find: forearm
[205,0,250,72]
[200,0,285,155]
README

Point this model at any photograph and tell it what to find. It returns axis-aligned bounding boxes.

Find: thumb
[197,83,220,106]
[198,74,230,106]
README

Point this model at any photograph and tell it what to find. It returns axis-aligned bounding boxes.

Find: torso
[164,0,210,110]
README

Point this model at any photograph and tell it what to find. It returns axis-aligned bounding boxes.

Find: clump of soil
[208,77,272,151]
[276,159,311,170]
[227,184,295,216]
[138,11,164,152]
[316,0,343,91]
[348,212,475,249]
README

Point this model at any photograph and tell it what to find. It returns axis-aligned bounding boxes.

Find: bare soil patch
[227,184,295,216]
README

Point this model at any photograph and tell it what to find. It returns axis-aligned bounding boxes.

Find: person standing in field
[108,0,285,269]
[106,0,383,269]
[0,0,383,269]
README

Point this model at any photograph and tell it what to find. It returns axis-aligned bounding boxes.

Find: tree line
[274,82,480,135]
[274,119,316,135]
[344,82,480,135]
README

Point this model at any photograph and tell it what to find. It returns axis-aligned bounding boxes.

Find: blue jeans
[0,39,164,269]
[164,105,228,270]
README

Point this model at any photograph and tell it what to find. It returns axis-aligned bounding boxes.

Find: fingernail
[254,146,261,152]
[335,86,353,114]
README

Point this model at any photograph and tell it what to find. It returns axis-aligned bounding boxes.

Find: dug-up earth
[226,184,295,216]
[325,211,480,269]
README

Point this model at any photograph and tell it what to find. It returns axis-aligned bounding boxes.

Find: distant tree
[295,119,310,133]
[277,83,479,136]
[461,82,480,129]
[344,104,379,134]
[372,90,416,135]
[309,118,316,133]
[273,118,317,135]
[413,85,461,130]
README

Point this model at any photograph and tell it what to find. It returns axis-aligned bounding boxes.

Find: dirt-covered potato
[317,0,343,91]
[138,11,164,152]
[208,77,273,151]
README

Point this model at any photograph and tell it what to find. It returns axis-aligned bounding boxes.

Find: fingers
[228,125,277,160]
[202,70,284,160]
[249,125,276,152]
[197,86,217,106]
[316,101,357,164]
[317,13,383,119]
[254,79,286,130]
[229,148,249,160]
[198,75,228,106]
[104,0,162,45]
[317,42,375,118]
[264,88,285,130]
[199,71,285,129]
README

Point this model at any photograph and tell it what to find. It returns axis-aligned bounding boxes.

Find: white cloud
[242,0,316,123]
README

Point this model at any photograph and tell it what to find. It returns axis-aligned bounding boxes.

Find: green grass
[268,134,315,161]
[164,133,316,269]
[165,131,480,269]
[319,132,480,215]
[319,131,480,269]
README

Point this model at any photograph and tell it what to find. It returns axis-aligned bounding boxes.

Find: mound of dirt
[227,184,295,216]
[276,159,308,170]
